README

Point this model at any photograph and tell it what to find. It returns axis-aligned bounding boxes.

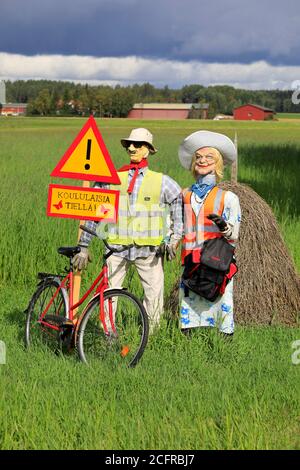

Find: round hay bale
[166,182,300,326]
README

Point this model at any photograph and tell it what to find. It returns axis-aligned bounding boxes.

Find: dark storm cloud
[1,0,299,65]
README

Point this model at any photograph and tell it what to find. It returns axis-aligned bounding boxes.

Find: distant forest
[4,79,300,117]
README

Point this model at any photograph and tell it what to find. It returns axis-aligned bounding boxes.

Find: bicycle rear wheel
[25,278,68,351]
[77,289,149,367]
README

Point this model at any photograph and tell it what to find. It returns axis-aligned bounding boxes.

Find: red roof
[234,103,275,113]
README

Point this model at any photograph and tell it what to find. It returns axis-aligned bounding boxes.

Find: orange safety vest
[182,186,226,264]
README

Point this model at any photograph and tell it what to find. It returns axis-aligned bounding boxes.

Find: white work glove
[166,240,180,261]
[72,246,92,271]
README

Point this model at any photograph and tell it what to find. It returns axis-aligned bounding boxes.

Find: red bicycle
[25,226,149,367]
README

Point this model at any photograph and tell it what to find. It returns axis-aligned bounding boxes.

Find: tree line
[4,80,300,117]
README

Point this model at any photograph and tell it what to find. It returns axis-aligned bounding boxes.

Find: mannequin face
[193,147,216,178]
[125,142,150,163]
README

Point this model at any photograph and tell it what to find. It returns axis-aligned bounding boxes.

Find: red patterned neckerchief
[118,158,148,194]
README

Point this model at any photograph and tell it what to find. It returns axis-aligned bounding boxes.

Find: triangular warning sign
[51,116,121,184]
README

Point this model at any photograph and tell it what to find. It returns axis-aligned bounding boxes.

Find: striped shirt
[79,167,183,260]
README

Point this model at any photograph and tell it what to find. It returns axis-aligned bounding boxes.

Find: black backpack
[182,237,237,302]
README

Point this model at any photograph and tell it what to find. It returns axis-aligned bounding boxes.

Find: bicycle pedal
[58,322,75,353]
[59,321,74,336]
[44,315,72,327]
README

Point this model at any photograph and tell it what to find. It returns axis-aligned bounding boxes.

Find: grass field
[278,113,300,119]
[0,117,300,450]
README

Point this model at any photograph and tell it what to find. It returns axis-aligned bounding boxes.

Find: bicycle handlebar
[79,225,134,253]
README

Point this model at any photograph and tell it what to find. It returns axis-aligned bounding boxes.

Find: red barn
[128,103,209,120]
[1,103,27,116]
[233,103,275,121]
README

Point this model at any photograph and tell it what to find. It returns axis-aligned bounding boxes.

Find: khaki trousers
[107,253,164,329]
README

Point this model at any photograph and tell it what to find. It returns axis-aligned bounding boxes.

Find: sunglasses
[124,141,146,149]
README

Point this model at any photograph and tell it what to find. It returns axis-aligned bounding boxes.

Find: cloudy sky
[1,0,300,89]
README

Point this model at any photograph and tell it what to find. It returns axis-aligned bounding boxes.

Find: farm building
[1,103,27,116]
[127,103,209,119]
[0,80,5,104]
[233,103,276,121]
[0,81,27,116]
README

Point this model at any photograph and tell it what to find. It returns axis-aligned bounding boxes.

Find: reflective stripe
[118,209,164,217]
[185,225,220,234]
[213,188,223,213]
[183,241,205,250]
[109,228,162,237]
[184,229,196,237]
[117,209,130,217]
[135,210,164,217]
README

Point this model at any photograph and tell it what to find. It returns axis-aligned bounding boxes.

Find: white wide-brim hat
[121,128,157,154]
[178,130,237,170]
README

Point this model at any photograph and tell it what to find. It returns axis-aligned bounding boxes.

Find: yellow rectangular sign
[47,184,119,222]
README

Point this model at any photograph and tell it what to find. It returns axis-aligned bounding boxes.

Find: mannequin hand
[156,242,166,257]
[207,213,228,232]
[72,246,92,271]
[166,240,179,261]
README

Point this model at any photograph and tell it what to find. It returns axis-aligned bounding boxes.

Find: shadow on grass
[7,307,26,328]
[6,308,27,343]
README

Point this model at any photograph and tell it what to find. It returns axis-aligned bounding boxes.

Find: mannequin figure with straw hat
[73,128,183,332]
[178,130,241,336]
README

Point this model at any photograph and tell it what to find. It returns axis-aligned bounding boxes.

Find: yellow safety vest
[107,169,165,246]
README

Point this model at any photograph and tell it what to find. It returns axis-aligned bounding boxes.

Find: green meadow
[277,113,300,119]
[0,117,299,450]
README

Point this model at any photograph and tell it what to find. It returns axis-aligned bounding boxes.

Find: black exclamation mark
[85,139,92,170]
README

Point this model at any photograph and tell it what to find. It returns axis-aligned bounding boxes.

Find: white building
[0,80,6,104]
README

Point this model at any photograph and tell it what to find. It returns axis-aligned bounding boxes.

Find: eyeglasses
[124,141,145,149]
[195,154,215,162]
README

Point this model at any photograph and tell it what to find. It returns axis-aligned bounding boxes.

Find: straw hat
[178,130,237,169]
[121,128,157,154]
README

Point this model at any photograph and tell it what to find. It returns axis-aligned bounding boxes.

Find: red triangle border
[50,116,121,184]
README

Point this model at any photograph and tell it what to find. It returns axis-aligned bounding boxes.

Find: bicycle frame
[38,263,116,336]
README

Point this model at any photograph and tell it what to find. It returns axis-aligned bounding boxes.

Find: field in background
[1,117,299,284]
[278,113,300,119]
[0,117,299,450]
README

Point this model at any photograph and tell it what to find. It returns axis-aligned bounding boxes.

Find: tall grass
[0,118,299,286]
[0,117,300,450]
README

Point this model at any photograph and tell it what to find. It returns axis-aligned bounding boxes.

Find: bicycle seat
[57,246,81,258]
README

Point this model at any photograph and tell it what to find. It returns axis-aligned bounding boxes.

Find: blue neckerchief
[191,182,214,199]
[191,174,216,199]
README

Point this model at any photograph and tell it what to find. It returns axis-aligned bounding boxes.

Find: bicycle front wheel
[25,278,68,351]
[77,289,149,367]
